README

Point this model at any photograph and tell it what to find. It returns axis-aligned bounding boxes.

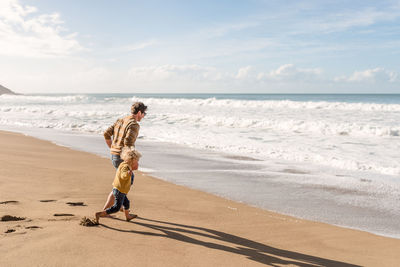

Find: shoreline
[1,130,400,266]
[1,126,400,240]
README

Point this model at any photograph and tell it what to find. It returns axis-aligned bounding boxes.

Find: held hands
[127,160,138,185]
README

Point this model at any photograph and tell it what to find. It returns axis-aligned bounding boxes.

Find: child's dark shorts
[106,188,130,214]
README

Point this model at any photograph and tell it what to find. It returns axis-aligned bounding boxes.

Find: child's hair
[121,147,142,165]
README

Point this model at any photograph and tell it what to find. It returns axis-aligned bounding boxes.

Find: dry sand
[1,130,399,267]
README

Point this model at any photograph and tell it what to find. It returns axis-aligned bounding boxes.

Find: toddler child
[95,147,141,224]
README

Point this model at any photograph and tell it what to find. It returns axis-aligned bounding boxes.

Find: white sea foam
[0,94,93,103]
[1,94,399,176]
[2,93,400,238]
[129,96,400,112]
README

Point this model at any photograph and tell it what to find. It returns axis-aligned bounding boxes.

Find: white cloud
[281,4,400,39]
[198,21,260,39]
[319,9,396,33]
[0,58,120,93]
[0,0,83,58]
[389,72,399,82]
[122,40,157,52]
[128,64,225,82]
[335,68,398,83]
[128,64,326,89]
[257,64,322,81]
[235,66,252,79]
[199,38,275,59]
[124,63,331,93]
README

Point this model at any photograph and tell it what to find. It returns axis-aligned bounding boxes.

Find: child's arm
[128,160,138,185]
[120,165,131,181]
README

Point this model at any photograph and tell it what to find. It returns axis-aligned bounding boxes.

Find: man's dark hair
[131,102,147,115]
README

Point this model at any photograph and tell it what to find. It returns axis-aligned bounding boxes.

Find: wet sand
[1,130,399,266]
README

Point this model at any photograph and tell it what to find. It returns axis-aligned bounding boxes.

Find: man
[102,101,147,211]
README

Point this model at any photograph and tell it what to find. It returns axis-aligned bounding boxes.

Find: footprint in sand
[25,226,42,230]
[66,202,86,206]
[0,200,19,204]
[4,225,41,234]
[5,226,42,233]
[53,213,74,217]
[39,200,57,203]
[49,213,76,222]
[1,215,26,221]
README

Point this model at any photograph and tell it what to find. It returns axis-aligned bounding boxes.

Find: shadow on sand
[100,216,361,267]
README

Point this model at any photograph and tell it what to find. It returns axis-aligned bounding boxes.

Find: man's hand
[105,138,112,148]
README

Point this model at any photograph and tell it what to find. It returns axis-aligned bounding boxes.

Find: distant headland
[0,84,17,95]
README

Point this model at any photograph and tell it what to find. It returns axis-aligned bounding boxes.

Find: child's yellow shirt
[112,162,132,194]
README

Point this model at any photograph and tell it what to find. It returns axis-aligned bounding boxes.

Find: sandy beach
[1,130,399,267]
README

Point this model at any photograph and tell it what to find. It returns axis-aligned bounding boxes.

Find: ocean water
[1,93,400,238]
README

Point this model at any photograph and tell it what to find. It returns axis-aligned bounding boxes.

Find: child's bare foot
[126,214,137,222]
[95,212,102,224]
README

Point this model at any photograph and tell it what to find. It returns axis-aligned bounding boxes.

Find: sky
[0,0,399,94]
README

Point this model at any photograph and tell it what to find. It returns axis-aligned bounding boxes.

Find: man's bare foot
[126,214,137,222]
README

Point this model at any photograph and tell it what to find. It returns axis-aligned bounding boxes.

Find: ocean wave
[0,94,92,104]
[143,127,400,176]
[131,96,400,112]
[147,113,400,138]
[1,104,399,137]
[3,94,399,112]
[1,94,399,177]
[0,105,123,118]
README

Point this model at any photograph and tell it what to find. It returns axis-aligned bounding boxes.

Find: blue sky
[0,0,399,93]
